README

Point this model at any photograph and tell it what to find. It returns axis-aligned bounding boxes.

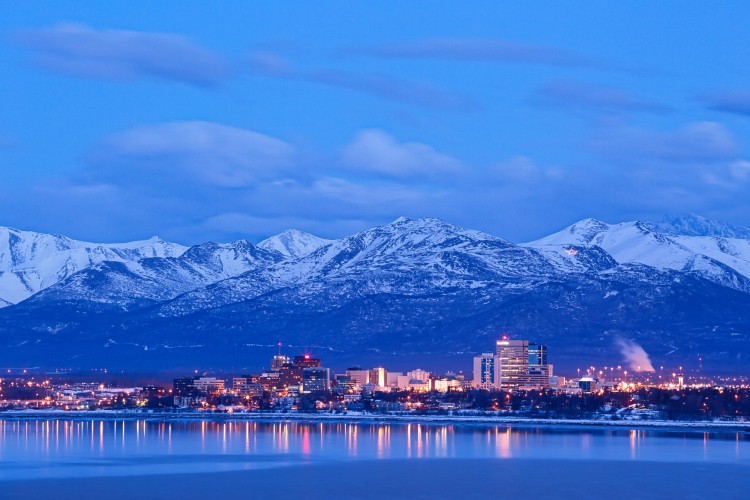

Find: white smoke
[615,338,655,372]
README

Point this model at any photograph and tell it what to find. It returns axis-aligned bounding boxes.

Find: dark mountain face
[1,217,749,373]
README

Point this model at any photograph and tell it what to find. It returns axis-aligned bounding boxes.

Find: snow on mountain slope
[0,227,187,306]
[157,217,621,316]
[257,229,333,258]
[27,240,281,307]
[269,217,516,279]
[526,218,750,291]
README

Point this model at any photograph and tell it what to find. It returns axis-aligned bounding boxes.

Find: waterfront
[1,419,749,499]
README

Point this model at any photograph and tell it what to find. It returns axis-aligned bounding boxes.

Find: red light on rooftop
[304,354,310,359]
[502,335,508,340]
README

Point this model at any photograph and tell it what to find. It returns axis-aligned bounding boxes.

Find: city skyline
[1,4,748,495]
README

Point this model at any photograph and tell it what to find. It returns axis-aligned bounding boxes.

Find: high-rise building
[406,369,431,383]
[258,371,283,391]
[333,374,357,394]
[495,338,529,388]
[527,342,551,388]
[278,355,323,388]
[271,355,290,372]
[346,367,370,387]
[173,377,198,396]
[293,355,321,368]
[528,343,548,366]
[473,353,501,390]
[369,367,387,388]
[192,377,225,396]
[527,365,551,388]
[301,367,330,393]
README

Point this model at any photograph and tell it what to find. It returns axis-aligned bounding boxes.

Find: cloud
[533,80,669,113]
[5,117,750,246]
[701,90,750,116]
[353,37,595,67]
[591,121,739,163]
[248,51,473,110]
[730,160,750,181]
[581,120,750,218]
[13,23,230,86]
[490,155,563,183]
[95,121,296,188]
[340,129,464,180]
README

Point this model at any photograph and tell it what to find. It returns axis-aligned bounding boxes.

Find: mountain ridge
[1,215,749,372]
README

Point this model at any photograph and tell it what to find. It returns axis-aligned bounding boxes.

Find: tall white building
[473,353,501,390]
[406,369,431,382]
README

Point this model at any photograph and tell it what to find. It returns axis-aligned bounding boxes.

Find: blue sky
[2,1,750,244]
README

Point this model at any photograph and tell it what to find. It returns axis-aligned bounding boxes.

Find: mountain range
[1,214,749,373]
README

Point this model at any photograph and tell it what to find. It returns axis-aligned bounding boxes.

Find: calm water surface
[0,419,748,480]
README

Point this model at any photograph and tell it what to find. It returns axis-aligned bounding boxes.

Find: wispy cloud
[341,129,464,180]
[12,23,230,86]
[248,50,473,110]
[6,118,750,245]
[533,80,669,113]
[590,121,739,163]
[94,121,295,188]
[352,37,596,67]
[701,89,750,116]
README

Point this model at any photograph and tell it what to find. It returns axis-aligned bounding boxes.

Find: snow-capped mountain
[655,214,750,239]
[1,215,749,372]
[258,229,333,259]
[26,240,282,308]
[157,216,618,316]
[0,227,186,306]
[526,218,750,292]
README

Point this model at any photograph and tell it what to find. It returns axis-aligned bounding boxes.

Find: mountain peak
[528,218,610,246]
[258,229,333,259]
[392,216,413,224]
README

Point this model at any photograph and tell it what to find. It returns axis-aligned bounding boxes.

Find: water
[0,418,748,481]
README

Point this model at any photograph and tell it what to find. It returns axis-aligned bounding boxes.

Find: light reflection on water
[0,419,748,480]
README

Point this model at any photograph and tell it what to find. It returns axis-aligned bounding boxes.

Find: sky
[2,1,750,245]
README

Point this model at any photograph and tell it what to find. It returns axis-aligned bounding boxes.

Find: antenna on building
[278,341,282,356]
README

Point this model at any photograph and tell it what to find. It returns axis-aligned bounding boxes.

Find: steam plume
[615,338,655,372]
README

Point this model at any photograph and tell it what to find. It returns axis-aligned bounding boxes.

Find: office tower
[173,377,198,396]
[369,367,387,388]
[278,355,323,388]
[473,353,501,390]
[495,337,529,388]
[528,343,548,366]
[271,355,290,372]
[527,342,550,388]
[346,367,370,386]
[406,369,431,383]
[192,377,225,396]
[293,355,321,368]
[301,367,331,393]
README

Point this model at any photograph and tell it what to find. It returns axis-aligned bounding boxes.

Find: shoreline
[1,409,749,433]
